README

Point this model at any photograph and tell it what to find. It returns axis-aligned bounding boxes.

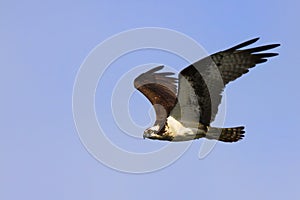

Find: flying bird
[134,38,280,142]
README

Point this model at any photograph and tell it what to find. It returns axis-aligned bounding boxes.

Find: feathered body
[134,38,280,142]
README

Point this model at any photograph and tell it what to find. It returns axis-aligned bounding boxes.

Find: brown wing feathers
[175,38,280,125]
[134,66,177,124]
[212,38,280,85]
[134,38,280,127]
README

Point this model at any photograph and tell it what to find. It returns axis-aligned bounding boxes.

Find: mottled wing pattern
[134,66,177,125]
[172,60,223,126]
[211,38,280,85]
[172,38,280,126]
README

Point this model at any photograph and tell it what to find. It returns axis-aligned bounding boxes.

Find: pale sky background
[1,0,300,200]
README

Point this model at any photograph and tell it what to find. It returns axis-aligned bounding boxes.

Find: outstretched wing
[171,38,280,126]
[211,38,280,85]
[134,66,177,125]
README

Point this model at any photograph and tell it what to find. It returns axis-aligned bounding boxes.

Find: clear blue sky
[1,0,299,199]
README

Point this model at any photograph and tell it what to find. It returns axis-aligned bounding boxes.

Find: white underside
[165,116,205,141]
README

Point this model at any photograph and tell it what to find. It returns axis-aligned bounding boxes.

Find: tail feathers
[206,126,245,142]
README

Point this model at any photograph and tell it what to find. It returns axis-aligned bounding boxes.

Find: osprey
[134,38,280,142]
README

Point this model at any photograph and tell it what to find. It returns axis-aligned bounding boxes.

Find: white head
[143,125,162,139]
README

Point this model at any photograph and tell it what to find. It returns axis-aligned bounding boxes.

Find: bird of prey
[134,38,280,142]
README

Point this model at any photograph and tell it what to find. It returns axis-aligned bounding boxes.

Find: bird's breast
[165,116,202,141]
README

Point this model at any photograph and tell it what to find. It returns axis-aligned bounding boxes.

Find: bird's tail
[205,126,245,142]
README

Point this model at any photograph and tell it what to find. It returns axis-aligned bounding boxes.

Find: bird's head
[143,125,163,140]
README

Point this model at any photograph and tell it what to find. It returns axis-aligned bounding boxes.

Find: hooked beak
[143,130,153,139]
[143,132,149,139]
